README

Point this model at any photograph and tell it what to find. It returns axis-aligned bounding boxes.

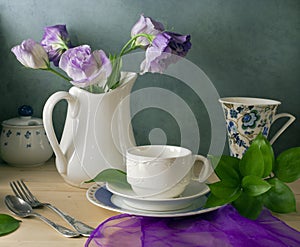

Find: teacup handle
[192,155,213,183]
[269,113,296,145]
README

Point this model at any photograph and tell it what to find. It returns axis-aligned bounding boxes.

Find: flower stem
[46,67,71,81]
[120,33,153,56]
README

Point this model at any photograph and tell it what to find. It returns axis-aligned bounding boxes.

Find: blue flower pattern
[230,109,238,118]
[232,133,247,148]
[1,130,45,149]
[222,104,276,157]
[262,126,269,136]
[227,121,238,135]
[6,130,12,138]
[242,110,260,129]
[24,131,31,139]
[236,106,243,113]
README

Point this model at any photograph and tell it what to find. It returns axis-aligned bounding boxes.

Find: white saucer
[106,181,210,211]
[111,194,206,214]
[86,183,222,217]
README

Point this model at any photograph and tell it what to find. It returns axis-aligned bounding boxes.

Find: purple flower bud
[40,24,71,67]
[141,32,192,73]
[11,39,49,69]
[131,14,164,47]
[59,45,112,88]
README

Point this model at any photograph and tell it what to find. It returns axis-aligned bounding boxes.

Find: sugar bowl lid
[2,105,43,127]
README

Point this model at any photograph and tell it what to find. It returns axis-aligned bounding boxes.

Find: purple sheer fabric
[86,205,300,247]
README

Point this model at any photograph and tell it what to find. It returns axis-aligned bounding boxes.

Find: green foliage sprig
[0,214,21,236]
[205,133,300,219]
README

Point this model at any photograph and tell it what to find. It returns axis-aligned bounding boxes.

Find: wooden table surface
[0,159,299,247]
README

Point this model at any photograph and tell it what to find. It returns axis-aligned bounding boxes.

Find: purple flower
[59,45,112,88]
[40,24,71,67]
[11,39,49,69]
[141,32,191,73]
[131,14,164,47]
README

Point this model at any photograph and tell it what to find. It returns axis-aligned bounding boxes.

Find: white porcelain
[126,145,194,177]
[126,145,213,198]
[86,183,222,217]
[219,97,295,158]
[106,180,209,211]
[111,195,204,214]
[43,72,137,187]
[0,106,53,167]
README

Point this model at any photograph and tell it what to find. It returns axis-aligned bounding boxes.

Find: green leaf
[232,192,263,220]
[242,175,271,197]
[87,84,105,94]
[85,168,128,186]
[251,133,274,177]
[263,178,296,213]
[239,144,264,177]
[209,155,241,185]
[204,194,233,208]
[106,56,122,89]
[0,214,21,236]
[274,147,300,183]
[208,180,241,199]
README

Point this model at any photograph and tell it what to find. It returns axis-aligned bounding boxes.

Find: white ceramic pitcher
[43,72,137,187]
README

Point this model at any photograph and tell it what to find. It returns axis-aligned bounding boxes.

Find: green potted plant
[205,133,300,219]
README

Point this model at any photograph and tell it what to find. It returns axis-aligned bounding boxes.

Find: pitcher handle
[269,113,296,145]
[43,91,77,174]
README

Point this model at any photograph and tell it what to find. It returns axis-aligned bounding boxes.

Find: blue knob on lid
[18,105,33,117]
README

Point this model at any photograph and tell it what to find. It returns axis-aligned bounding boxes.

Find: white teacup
[126,145,213,198]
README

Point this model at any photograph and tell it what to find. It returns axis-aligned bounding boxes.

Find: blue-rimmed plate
[86,183,222,218]
[106,181,210,211]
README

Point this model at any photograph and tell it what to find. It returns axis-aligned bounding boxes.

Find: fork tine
[10,182,21,198]
[16,180,33,202]
[10,180,32,204]
[20,180,37,201]
[10,181,27,201]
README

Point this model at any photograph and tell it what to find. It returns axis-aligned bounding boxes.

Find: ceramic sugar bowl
[0,105,53,167]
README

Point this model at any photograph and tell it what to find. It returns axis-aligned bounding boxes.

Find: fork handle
[32,212,79,238]
[45,203,94,237]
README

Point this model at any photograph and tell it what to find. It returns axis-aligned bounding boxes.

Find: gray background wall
[0,0,299,156]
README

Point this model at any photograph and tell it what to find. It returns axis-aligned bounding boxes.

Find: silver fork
[10,180,94,237]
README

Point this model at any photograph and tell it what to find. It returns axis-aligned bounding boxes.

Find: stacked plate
[86,180,221,217]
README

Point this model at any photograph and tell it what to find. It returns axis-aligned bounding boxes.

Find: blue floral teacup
[219,97,295,158]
